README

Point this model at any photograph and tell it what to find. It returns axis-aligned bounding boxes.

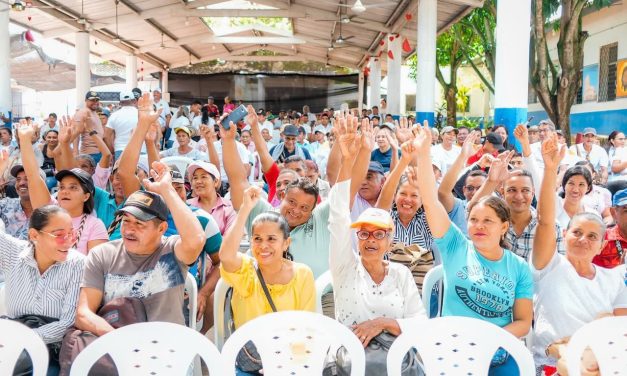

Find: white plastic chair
[184,272,198,330]
[314,270,332,315]
[387,316,535,376]
[565,316,627,376]
[221,311,365,376]
[69,321,223,376]
[0,283,6,316]
[0,319,49,376]
[421,265,443,318]
[213,278,231,351]
[162,156,194,178]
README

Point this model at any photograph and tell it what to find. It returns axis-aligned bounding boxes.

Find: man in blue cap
[594,188,627,268]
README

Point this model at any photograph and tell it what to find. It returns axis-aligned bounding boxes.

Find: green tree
[530,0,613,143]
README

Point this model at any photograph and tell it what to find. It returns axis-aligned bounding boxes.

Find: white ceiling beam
[213,24,294,38]
[447,0,484,7]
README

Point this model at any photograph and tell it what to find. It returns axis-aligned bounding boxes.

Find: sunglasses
[40,229,77,244]
[356,229,389,240]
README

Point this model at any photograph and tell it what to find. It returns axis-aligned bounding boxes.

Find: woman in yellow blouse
[219,185,315,375]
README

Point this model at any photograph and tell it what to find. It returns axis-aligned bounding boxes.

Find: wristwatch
[89,130,98,136]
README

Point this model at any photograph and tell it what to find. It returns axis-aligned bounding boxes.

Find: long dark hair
[251,211,293,260]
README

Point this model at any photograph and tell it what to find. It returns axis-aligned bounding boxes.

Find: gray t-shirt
[82,237,187,325]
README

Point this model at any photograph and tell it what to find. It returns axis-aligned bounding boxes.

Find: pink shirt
[72,213,109,255]
[187,196,236,235]
[92,165,111,190]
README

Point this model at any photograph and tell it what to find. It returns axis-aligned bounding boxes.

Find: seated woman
[556,165,597,230]
[160,126,207,160]
[18,123,109,255]
[411,121,533,376]
[328,118,425,361]
[0,205,84,375]
[219,185,315,375]
[531,134,627,374]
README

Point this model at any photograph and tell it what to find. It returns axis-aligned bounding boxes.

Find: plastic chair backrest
[213,278,231,351]
[161,156,194,178]
[314,270,332,314]
[184,272,198,330]
[221,311,365,376]
[69,322,223,376]
[565,316,627,376]
[0,284,6,316]
[387,316,535,376]
[0,319,49,376]
[421,265,443,318]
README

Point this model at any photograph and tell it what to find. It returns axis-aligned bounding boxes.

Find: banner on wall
[582,64,599,102]
[617,60,627,98]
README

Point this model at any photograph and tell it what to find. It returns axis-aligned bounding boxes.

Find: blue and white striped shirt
[0,232,84,344]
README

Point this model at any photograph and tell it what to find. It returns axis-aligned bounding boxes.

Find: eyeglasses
[464,185,482,192]
[39,229,77,244]
[356,229,389,240]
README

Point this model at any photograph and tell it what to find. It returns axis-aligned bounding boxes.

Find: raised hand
[245,105,258,129]
[478,153,495,169]
[359,117,374,150]
[199,125,215,141]
[461,131,479,158]
[337,113,359,159]
[17,119,35,143]
[487,150,515,183]
[386,131,400,150]
[218,120,237,140]
[405,165,420,188]
[0,149,10,176]
[396,117,413,144]
[57,115,74,144]
[541,133,565,170]
[412,120,432,155]
[145,121,159,143]
[513,124,530,147]
[400,140,418,164]
[137,93,162,126]
[142,161,172,195]
[241,184,262,211]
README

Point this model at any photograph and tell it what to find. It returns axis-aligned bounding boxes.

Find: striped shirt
[0,232,84,344]
[506,207,566,261]
[391,206,434,251]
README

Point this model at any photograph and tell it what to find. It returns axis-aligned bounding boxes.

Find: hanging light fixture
[187,54,192,68]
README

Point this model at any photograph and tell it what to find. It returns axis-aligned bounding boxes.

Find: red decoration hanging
[402,38,411,53]
[363,67,370,77]
[389,35,395,42]
[376,51,382,58]
[405,13,412,21]
[379,39,385,46]
[27,16,32,22]
[387,50,394,60]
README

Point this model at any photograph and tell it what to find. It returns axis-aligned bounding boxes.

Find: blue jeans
[89,152,102,164]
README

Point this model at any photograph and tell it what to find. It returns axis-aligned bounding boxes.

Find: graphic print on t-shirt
[454,264,515,319]
[103,252,185,302]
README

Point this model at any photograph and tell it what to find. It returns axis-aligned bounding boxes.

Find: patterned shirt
[506,207,566,261]
[0,197,30,240]
[391,206,434,251]
[0,232,84,344]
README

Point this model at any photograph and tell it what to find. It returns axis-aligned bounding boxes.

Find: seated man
[75,162,205,335]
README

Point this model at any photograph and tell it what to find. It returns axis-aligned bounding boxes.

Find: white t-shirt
[568,144,609,171]
[430,144,461,176]
[610,146,627,181]
[532,253,627,367]
[532,142,583,169]
[168,116,191,145]
[196,139,250,182]
[107,106,144,153]
[555,196,597,230]
[154,99,170,127]
[582,185,611,216]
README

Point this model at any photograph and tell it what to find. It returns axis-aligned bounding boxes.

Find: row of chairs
[2,312,625,376]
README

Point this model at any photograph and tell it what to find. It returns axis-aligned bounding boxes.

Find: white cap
[314,125,329,134]
[187,160,220,181]
[119,90,135,101]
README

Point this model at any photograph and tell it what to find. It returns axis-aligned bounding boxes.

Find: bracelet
[89,130,98,136]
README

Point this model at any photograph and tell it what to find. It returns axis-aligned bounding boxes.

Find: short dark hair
[561,166,593,196]
[284,177,319,207]
[30,205,68,231]
[192,100,203,106]
[285,155,305,164]
[49,113,57,119]
[466,170,487,184]
[251,211,293,260]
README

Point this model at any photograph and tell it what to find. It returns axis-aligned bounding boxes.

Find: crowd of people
[0,88,625,376]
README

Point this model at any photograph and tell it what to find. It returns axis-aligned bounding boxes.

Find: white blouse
[328,180,426,333]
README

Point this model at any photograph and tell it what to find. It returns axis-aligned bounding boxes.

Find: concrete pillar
[75,32,91,110]
[125,55,138,89]
[357,70,365,111]
[387,35,402,117]
[161,69,170,102]
[368,58,381,109]
[0,4,12,122]
[415,0,437,125]
[494,0,532,151]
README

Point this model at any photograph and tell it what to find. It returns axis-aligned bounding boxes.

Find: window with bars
[599,43,618,102]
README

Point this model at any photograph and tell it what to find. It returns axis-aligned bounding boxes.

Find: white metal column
[415,0,437,125]
[369,58,381,109]
[387,35,402,117]
[0,4,12,120]
[75,31,91,110]
[126,55,138,89]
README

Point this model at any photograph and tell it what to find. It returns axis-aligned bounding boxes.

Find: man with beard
[72,91,105,163]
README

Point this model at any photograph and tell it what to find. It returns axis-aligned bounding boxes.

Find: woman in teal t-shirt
[409,122,533,376]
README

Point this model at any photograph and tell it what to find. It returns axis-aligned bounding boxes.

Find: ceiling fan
[0,0,54,12]
[320,0,390,13]
[111,0,142,44]
[315,14,364,25]
[59,0,104,28]
[158,33,177,50]
[334,22,355,45]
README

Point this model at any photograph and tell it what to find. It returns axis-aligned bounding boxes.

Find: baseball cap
[256,108,265,115]
[314,125,329,134]
[10,165,46,181]
[368,161,385,175]
[117,191,169,222]
[528,125,539,132]
[173,126,191,137]
[55,168,95,195]
[582,127,597,136]
[170,169,185,184]
[119,90,135,101]
[283,124,299,137]
[85,91,100,101]
[153,88,161,93]
[187,160,220,181]
[350,207,394,230]
[441,126,458,135]
[380,122,396,131]
[613,188,627,207]
[485,132,505,152]
[137,156,150,174]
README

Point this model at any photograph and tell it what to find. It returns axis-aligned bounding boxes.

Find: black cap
[116,191,169,222]
[132,88,142,99]
[368,161,385,175]
[256,108,265,115]
[283,124,299,137]
[85,91,100,101]
[485,132,505,152]
[55,168,95,195]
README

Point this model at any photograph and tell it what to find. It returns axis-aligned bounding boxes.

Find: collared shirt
[593,226,627,268]
[0,197,30,240]
[187,196,237,235]
[505,208,566,261]
[94,187,124,239]
[391,206,434,251]
[0,232,84,344]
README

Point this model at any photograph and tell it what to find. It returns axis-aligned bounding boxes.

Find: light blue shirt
[435,223,533,328]
[448,198,468,236]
